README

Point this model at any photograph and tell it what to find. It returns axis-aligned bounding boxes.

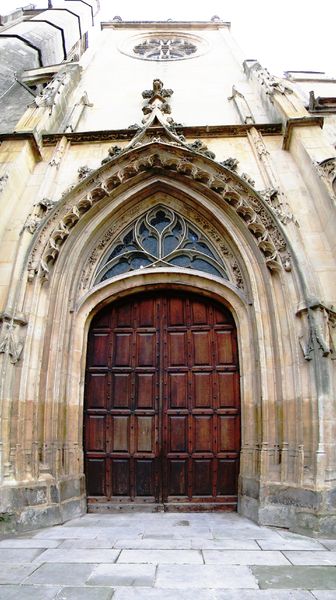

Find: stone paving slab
[34,548,120,563]
[0,564,40,585]
[24,563,98,585]
[155,564,259,588]
[202,549,291,565]
[114,538,193,549]
[284,551,336,565]
[0,538,61,548]
[0,548,44,562]
[55,588,114,600]
[258,538,326,550]
[1,512,336,597]
[117,549,203,563]
[319,541,336,551]
[59,539,115,549]
[213,592,314,600]
[143,528,212,538]
[192,538,261,550]
[0,585,61,600]
[87,563,156,587]
[113,590,315,600]
[112,590,217,600]
[213,527,284,539]
[34,528,105,539]
[252,566,336,589]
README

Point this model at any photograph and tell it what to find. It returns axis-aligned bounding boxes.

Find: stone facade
[0,9,336,535]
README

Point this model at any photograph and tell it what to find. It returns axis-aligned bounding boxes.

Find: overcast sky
[2,0,335,76]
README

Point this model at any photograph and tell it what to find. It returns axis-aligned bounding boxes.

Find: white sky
[1,0,335,76]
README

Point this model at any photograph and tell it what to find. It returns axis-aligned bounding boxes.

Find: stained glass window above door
[94,206,229,284]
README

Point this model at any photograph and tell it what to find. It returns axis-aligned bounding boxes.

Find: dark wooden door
[84,293,240,509]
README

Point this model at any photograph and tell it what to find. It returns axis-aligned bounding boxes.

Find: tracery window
[95,207,229,284]
[133,37,197,61]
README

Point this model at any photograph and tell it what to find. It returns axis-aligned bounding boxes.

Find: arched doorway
[84,291,241,511]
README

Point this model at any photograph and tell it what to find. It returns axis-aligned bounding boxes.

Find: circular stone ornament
[120,32,208,61]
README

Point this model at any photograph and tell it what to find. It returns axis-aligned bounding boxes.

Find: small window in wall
[95,207,229,284]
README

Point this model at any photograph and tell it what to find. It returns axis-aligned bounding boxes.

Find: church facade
[1,3,336,535]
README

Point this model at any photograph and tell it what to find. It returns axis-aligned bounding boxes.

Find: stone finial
[140,80,174,122]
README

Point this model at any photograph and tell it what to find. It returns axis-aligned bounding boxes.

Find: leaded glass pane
[95,206,229,284]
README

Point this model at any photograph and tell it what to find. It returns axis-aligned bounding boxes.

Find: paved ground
[1,512,336,599]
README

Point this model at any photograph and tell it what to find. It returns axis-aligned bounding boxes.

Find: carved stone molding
[32,65,80,116]
[142,79,174,119]
[241,173,255,187]
[186,139,216,160]
[0,173,9,193]
[101,146,123,165]
[48,136,68,168]
[258,188,298,226]
[219,158,239,172]
[142,79,173,100]
[0,311,27,364]
[297,301,336,361]
[248,127,298,225]
[78,165,94,181]
[249,62,294,102]
[42,123,282,146]
[27,143,292,281]
[24,198,56,235]
[314,157,336,202]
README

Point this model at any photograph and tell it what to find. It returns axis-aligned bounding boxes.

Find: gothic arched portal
[84,290,240,510]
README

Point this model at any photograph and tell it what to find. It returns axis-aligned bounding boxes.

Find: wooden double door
[84,292,240,510]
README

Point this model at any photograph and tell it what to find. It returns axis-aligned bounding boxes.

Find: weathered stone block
[59,478,82,502]
[265,486,321,511]
[240,477,260,500]
[61,497,86,523]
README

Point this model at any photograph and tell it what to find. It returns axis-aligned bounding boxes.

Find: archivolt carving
[314,157,336,202]
[27,143,291,281]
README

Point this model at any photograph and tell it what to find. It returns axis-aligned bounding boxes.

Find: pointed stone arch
[27,141,292,283]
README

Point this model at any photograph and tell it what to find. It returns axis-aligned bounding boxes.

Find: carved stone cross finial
[141,79,174,122]
[142,79,173,101]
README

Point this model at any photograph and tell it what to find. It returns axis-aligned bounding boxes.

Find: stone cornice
[282,116,324,150]
[0,131,42,161]
[101,21,231,31]
[42,123,282,146]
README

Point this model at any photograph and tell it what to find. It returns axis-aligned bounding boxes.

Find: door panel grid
[84,292,240,508]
